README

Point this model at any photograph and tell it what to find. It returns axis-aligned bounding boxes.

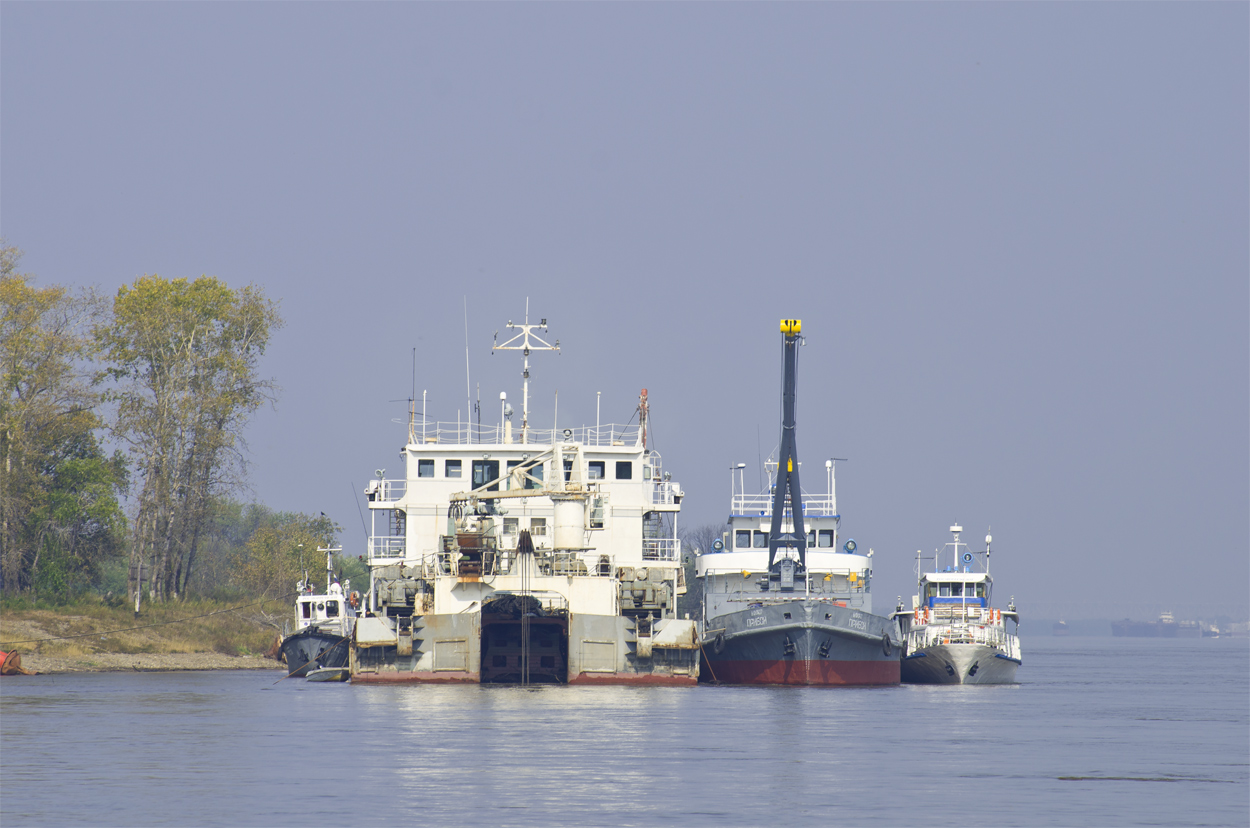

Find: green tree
[234,510,339,598]
[98,275,282,603]
[1,243,127,595]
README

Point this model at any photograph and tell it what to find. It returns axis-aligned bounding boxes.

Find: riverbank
[12,651,281,674]
[0,597,289,675]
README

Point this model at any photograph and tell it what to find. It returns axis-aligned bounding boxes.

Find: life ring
[913,608,920,622]
[348,591,360,609]
[882,632,893,657]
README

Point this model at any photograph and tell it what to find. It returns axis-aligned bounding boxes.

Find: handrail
[731,492,838,517]
[406,422,644,447]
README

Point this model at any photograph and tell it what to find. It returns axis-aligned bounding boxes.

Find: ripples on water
[1,638,1246,827]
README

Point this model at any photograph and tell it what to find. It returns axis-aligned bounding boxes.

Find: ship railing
[730,492,839,518]
[368,536,407,559]
[487,590,570,613]
[651,481,681,506]
[407,422,642,447]
[366,479,407,504]
[716,590,869,609]
[642,538,679,561]
[908,622,1011,650]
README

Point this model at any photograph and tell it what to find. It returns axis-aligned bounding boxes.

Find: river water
[1,636,1246,827]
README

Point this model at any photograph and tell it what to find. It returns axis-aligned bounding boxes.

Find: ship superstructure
[350,314,698,685]
[696,320,901,685]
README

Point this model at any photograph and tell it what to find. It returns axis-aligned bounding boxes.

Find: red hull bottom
[351,671,479,684]
[705,659,900,686]
[352,671,696,686]
[568,672,697,687]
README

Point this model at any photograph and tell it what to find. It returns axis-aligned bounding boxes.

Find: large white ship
[893,525,1021,684]
[349,314,698,685]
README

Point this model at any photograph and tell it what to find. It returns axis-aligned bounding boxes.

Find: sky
[3,2,1246,622]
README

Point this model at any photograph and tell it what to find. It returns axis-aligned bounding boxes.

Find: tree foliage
[678,522,727,620]
[97,275,283,602]
[233,509,340,599]
[0,243,127,595]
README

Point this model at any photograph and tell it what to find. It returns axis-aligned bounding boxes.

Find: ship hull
[280,627,350,677]
[900,642,1019,685]
[701,601,900,686]
[351,611,699,685]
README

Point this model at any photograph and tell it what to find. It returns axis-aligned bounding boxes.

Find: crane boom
[768,319,807,573]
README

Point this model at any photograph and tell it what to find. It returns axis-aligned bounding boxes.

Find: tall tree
[1,243,126,594]
[233,510,339,599]
[98,275,282,603]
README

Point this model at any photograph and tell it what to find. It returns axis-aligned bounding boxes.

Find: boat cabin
[295,581,353,632]
[918,571,991,610]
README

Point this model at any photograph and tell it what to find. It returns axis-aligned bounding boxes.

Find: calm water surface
[2,637,1247,827]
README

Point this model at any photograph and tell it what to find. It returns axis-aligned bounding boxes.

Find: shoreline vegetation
[0,597,289,675]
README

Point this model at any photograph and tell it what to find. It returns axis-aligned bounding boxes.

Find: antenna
[464,297,472,443]
[492,303,558,444]
[408,348,417,445]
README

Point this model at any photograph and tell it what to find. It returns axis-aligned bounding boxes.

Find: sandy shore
[12,652,285,674]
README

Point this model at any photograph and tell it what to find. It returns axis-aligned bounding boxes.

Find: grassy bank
[0,594,291,660]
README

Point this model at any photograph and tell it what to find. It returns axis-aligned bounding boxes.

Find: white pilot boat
[349,312,699,685]
[279,546,357,678]
[893,525,1021,684]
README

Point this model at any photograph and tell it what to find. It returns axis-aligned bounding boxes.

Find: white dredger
[350,312,698,685]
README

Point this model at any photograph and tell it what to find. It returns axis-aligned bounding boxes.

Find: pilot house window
[418,459,435,478]
[588,461,605,480]
[615,461,633,480]
[736,530,751,549]
[445,459,462,478]
[473,460,500,490]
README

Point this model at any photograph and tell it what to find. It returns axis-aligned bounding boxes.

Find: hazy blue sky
[3,2,1246,621]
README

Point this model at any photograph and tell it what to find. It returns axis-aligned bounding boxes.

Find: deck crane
[767,319,807,588]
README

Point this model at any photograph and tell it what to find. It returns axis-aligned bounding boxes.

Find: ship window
[588,461,605,480]
[301,602,311,619]
[818,530,834,548]
[326,601,339,618]
[939,583,951,597]
[417,459,435,478]
[503,518,519,536]
[736,530,751,549]
[975,583,985,598]
[472,460,500,490]
[753,531,768,549]
[807,530,816,547]
[445,459,462,478]
[615,461,632,480]
[951,583,963,597]
[563,459,573,481]
[530,518,547,537]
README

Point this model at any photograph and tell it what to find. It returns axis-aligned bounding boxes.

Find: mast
[492,305,558,444]
[768,319,807,573]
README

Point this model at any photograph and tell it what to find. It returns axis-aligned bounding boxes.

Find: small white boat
[305,667,350,682]
[892,525,1021,685]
